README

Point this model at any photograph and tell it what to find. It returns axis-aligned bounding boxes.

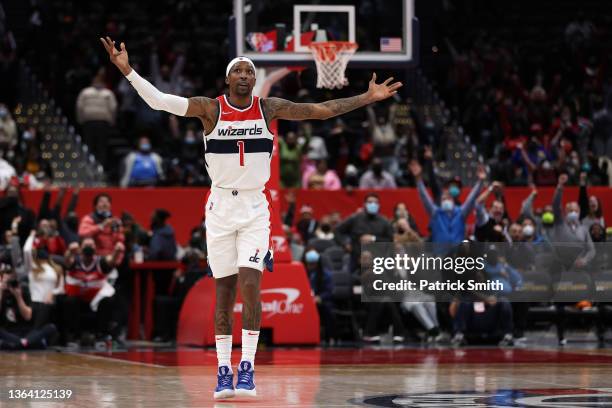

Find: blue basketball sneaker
[235,361,256,397]
[213,366,235,399]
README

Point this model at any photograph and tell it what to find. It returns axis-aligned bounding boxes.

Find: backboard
[231,0,418,68]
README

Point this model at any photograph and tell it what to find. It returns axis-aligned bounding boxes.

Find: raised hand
[476,165,487,181]
[100,36,131,76]
[366,73,403,103]
[423,145,433,161]
[558,173,568,186]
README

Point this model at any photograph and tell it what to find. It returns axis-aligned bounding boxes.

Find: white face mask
[522,224,534,237]
[441,199,455,212]
[566,211,580,223]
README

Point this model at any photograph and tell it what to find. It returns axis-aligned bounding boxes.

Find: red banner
[19,186,612,244]
[177,261,320,345]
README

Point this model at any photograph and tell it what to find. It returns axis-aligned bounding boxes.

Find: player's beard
[234,82,252,97]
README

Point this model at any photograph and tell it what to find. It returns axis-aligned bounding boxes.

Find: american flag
[380,37,402,52]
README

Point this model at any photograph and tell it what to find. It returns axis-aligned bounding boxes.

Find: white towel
[90,281,116,312]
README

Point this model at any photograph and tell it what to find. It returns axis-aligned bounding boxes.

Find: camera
[8,279,19,289]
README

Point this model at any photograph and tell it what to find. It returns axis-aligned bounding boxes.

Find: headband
[226,56,256,77]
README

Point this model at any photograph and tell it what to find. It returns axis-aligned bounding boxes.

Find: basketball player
[100,36,401,399]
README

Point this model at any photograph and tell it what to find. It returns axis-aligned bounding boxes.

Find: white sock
[216,335,232,369]
[241,329,259,367]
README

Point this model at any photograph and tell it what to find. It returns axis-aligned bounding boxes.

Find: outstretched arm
[100,37,217,126]
[262,73,402,121]
[409,160,437,216]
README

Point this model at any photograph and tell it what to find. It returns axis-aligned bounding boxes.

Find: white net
[308,41,358,89]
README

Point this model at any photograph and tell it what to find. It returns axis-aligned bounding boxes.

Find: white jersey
[204,95,274,190]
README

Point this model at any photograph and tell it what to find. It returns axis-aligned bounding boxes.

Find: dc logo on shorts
[249,249,261,263]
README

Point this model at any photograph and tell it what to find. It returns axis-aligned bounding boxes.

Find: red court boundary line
[87,347,612,367]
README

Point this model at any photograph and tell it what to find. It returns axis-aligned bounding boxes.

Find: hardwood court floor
[3,347,612,407]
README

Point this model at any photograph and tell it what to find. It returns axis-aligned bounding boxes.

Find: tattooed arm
[185,96,220,134]
[263,73,402,121]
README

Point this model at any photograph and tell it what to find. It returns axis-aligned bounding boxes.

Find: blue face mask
[139,143,151,152]
[305,250,320,263]
[449,185,460,198]
[365,202,379,215]
[441,199,455,212]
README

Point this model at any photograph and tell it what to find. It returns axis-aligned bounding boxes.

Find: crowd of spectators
[0,160,611,350]
[1,1,612,350]
[1,1,611,192]
[0,184,205,350]
[429,2,612,187]
[283,166,610,346]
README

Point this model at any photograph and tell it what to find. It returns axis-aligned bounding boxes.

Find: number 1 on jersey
[237,140,245,166]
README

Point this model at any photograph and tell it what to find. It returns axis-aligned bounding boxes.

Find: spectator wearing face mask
[0,183,36,246]
[120,136,165,187]
[551,174,595,269]
[410,160,485,243]
[61,239,125,346]
[359,157,397,189]
[334,193,393,263]
[0,267,58,350]
[474,182,509,242]
[75,70,117,167]
[303,247,335,342]
[314,215,334,240]
[343,164,360,189]
[367,105,398,174]
[23,231,64,329]
[296,205,318,244]
[520,216,544,244]
[578,172,605,231]
[175,126,206,186]
[78,193,125,256]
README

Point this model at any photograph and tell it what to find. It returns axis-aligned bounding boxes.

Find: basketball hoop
[308,41,358,89]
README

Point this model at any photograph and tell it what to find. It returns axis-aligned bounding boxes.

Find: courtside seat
[321,246,348,273]
[551,271,594,303]
[592,272,612,303]
[511,271,552,303]
[519,272,556,325]
[329,268,359,341]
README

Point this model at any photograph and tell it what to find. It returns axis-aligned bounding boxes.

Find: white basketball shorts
[204,186,272,279]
